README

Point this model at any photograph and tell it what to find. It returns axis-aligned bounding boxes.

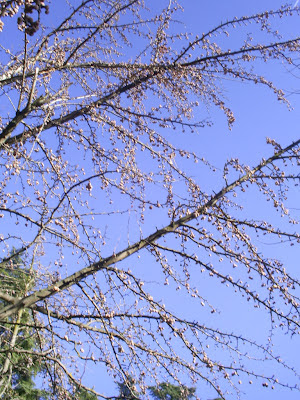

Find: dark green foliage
[0,249,49,399]
[10,373,50,400]
[148,382,196,400]
[115,377,196,400]
[116,376,140,399]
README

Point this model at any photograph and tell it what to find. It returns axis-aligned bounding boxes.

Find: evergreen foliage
[116,376,140,399]
[0,250,48,399]
[148,382,196,400]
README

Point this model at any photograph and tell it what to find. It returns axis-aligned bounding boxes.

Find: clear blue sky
[80,2,300,398]
[1,1,299,399]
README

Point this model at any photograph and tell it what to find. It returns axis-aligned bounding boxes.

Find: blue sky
[1,1,300,399]
[170,3,300,398]
[75,1,300,398]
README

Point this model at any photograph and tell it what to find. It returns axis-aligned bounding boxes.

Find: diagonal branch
[0,94,51,146]
[0,138,299,320]
[1,68,160,147]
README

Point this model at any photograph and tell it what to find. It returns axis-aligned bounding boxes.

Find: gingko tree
[0,1,299,398]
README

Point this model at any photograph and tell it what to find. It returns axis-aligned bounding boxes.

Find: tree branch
[1,138,299,320]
